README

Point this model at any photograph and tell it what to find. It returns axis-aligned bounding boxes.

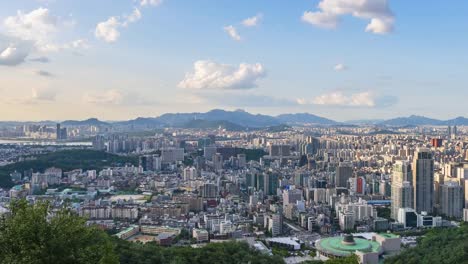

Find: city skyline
[1,0,468,121]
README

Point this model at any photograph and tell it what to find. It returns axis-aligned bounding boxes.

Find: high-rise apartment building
[391,161,413,219]
[412,148,434,214]
[440,182,463,218]
[335,162,352,188]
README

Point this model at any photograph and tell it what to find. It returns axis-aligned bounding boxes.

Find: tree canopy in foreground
[384,223,468,264]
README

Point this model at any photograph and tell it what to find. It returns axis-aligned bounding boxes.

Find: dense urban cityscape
[2,0,468,263]
[0,110,467,263]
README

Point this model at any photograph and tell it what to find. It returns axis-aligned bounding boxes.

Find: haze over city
[1,0,468,121]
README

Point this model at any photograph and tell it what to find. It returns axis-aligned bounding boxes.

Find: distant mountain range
[379,115,468,126]
[29,110,467,130]
[61,118,110,126]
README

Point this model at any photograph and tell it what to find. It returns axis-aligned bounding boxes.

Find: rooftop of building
[316,236,381,257]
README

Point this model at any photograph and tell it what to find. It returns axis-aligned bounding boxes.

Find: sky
[1,0,468,122]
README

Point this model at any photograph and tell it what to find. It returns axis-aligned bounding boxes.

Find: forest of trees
[384,223,468,264]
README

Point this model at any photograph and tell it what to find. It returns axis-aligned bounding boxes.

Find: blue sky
[0,0,467,121]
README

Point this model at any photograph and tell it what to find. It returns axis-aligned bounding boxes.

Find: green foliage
[173,228,191,244]
[325,255,359,264]
[114,239,285,264]
[376,207,391,220]
[0,200,118,264]
[271,246,290,258]
[0,149,138,188]
[385,224,468,264]
[0,200,285,264]
[301,255,358,264]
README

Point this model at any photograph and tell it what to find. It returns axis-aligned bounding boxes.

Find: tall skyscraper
[391,161,414,219]
[264,172,279,196]
[335,162,352,188]
[412,148,434,214]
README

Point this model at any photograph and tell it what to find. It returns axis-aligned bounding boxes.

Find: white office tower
[412,148,434,214]
[269,213,283,237]
[339,210,355,231]
[183,167,197,181]
[440,182,463,218]
[220,220,233,235]
[391,161,413,219]
[249,193,259,207]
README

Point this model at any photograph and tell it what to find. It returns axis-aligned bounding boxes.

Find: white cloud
[302,11,339,29]
[224,25,241,41]
[95,5,152,43]
[178,60,266,90]
[3,7,87,55]
[334,63,347,71]
[242,13,263,27]
[302,0,394,34]
[366,17,393,34]
[69,39,90,49]
[0,44,30,66]
[3,8,58,47]
[301,91,377,107]
[123,8,142,27]
[95,17,121,43]
[83,89,124,105]
[139,0,163,7]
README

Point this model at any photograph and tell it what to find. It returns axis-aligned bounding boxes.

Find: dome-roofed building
[315,233,401,264]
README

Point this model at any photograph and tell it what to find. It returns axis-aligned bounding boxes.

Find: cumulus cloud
[242,13,263,27]
[223,25,241,41]
[0,43,30,66]
[3,8,58,48]
[139,0,163,6]
[312,91,376,107]
[3,7,87,56]
[302,0,394,34]
[334,63,347,71]
[96,1,161,43]
[95,17,121,43]
[122,8,142,27]
[69,39,90,49]
[299,91,397,108]
[178,60,266,90]
[302,11,339,29]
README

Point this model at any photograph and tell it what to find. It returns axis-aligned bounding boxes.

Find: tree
[385,224,468,264]
[0,200,118,264]
[325,255,359,264]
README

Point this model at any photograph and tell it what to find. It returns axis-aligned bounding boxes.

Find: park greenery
[0,149,138,188]
[384,223,468,264]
